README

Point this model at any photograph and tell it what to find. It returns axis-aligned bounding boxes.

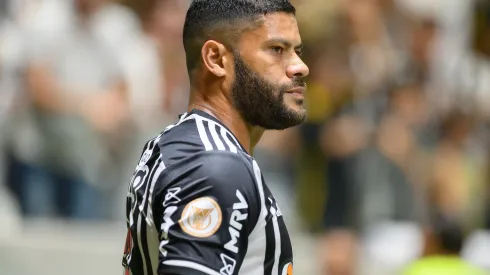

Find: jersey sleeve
[153,151,261,275]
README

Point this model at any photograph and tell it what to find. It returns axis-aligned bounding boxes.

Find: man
[19,0,127,219]
[403,215,488,275]
[122,0,309,274]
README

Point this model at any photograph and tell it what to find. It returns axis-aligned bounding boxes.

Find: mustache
[283,78,307,91]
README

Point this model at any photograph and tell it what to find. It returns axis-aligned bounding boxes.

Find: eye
[295,49,303,57]
[271,46,284,55]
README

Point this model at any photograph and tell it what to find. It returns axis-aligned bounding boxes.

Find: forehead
[238,12,301,47]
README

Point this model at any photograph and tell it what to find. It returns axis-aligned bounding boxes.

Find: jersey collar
[184,109,248,153]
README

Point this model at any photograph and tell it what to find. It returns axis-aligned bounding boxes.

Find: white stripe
[133,137,163,272]
[129,134,161,232]
[220,127,238,153]
[162,260,221,275]
[146,160,167,273]
[164,112,188,132]
[209,121,226,151]
[282,264,290,275]
[139,155,162,213]
[147,160,166,222]
[163,113,242,152]
[129,165,148,226]
[146,225,160,274]
[271,205,281,275]
[193,113,242,150]
[253,159,268,222]
[195,117,214,151]
[165,113,198,132]
[227,131,241,149]
[239,160,268,275]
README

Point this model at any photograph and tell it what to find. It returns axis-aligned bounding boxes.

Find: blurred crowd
[0,0,190,221]
[1,0,490,274]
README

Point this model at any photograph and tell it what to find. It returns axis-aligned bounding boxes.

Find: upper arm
[154,151,260,275]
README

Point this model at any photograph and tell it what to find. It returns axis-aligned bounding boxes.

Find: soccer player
[122,0,309,274]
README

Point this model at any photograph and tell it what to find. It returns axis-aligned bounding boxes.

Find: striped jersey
[122,109,294,275]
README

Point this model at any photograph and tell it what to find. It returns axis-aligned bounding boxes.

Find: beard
[230,52,307,130]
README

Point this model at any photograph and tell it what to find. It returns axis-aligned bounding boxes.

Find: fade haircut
[183,0,296,77]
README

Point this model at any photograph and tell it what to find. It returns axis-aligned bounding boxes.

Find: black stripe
[129,147,162,275]
[278,217,293,273]
[214,125,230,151]
[141,157,161,214]
[128,203,146,275]
[202,120,217,150]
[221,131,234,151]
[140,157,164,274]
[135,140,152,166]
[148,138,157,151]
[139,212,154,274]
[225,132,240,151]
[263,194,275,275]
[138,164,155,274]
[128,227,144,274]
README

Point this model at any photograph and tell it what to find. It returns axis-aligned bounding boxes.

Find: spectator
[9,0,130,220]
[403,215,487,275]
[429,111,488,233]
[0,0,22,236]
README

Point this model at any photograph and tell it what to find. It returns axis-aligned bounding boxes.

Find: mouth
[285,86,306,98]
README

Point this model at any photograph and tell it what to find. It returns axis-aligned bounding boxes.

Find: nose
[286,57,309,79]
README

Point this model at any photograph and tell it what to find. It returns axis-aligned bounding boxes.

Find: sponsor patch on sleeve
[179,197,222,238]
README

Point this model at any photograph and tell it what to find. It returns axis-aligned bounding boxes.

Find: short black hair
[183,0,296,76]
[431,213,465,254]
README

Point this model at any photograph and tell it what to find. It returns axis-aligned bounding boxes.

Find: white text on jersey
[224,190,248,254]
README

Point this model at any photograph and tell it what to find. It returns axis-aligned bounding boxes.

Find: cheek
[223,59,237,95]
[263,65,287,84]
[260,71,289,92]
[222,76,234,96]
[252,52,287,83]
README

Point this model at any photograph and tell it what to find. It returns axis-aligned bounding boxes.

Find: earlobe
[201,40,228,77]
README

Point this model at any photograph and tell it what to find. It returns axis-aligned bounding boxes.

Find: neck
[188,90,264,155]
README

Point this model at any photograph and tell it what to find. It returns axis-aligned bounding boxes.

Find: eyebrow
[267,38,303,50]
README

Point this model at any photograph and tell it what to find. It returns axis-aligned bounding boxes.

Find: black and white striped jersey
[122,109,294,275]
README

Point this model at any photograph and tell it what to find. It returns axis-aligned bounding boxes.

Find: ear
[201,40,228,77]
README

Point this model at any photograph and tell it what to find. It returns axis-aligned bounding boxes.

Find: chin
[285,108,307,125]
[286,103,306,115]
[284,95,304,107]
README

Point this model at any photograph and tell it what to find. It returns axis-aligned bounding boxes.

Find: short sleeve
[153,151,260,275]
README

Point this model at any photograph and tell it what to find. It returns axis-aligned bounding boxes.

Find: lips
[286,86,306,95]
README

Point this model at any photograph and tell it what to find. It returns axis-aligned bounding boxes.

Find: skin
[187,12,309,155]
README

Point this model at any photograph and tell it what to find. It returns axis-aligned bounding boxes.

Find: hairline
[187,11,295,80]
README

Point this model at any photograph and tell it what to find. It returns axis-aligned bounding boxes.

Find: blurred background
[1,0,490,274]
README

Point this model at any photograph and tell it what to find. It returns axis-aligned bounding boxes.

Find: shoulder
[197,150,255,184]
[154,149,259,208]
[158,113,245,165]
[162,150,255,191]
